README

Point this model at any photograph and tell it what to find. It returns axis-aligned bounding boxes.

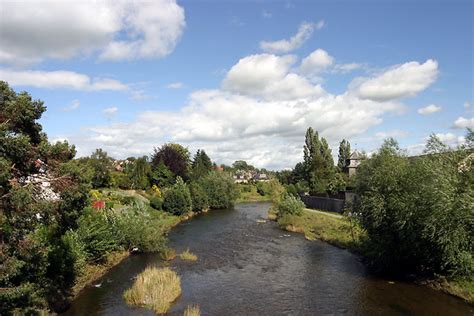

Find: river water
[64,202,472,315]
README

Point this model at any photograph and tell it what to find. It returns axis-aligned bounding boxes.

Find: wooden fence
[299,195,345,213]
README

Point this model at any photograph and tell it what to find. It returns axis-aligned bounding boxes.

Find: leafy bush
[189,183,209,212]
[199,172,238,209]
[285,184,298,197]
[277,195,305,217]
[355,138,473,277]
[163,177,192,215]
[75,210,120,262]
[149,196,163,210]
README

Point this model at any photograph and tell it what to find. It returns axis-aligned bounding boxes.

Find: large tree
[151,143,190,180]
[0,81,90,313]
[337,139,351,171]
[302,127,335,193]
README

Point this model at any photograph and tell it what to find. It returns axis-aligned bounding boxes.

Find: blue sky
[0,0,472,169]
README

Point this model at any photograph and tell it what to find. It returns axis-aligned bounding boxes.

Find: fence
[299,195,345,213]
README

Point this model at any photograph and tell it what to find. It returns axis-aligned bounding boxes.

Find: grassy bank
[274,208,364,250]
[270,208,473,304]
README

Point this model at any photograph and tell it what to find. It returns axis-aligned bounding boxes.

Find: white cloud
[167,82,184,89]
[61,99,80,112]
[433,133,465,146]
[464,101,472,108]
[452,116,474,129]
[300,49,334,76]
[332,63,363,74]
[0,68,128,91]
[102,107,118,118]
[375,130,409,139]
[222,54,324,101]
[417,104,441,115]
[0,0,185,65]
[352,59,438,101]
[259,21,324,53]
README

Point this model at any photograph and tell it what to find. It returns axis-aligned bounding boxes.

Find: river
[64,202,472,315]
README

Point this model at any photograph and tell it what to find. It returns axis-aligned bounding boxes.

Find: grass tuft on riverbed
[123,267,181,314]
[179,248,198,261]
[184,304,201,316]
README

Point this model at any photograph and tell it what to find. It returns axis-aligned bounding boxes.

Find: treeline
[0,81,238,314]
[275,127,354,196]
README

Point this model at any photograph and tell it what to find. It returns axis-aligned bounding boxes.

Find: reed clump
[179,248,198,261]
[183,304,201,316]
[123,267,181,314]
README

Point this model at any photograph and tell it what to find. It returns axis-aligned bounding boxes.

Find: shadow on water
[63,202,472,316]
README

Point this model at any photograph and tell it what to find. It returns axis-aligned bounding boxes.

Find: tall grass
[123,267,181,314]
[179,248,198,261]
[184,305,201,316]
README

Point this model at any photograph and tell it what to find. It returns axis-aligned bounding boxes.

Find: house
[346,150,365,177]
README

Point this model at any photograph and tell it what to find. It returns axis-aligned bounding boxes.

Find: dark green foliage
[129,156,151,189]
[88,149,113,188]
[277,195,305,217]
[199,171,238,209]
[0,82,90,314]
[191,149,213,179]
[232,160,254,171]
[150,160,175,188]
[256,182,266,196]
[150,196,164,210]
[163,177,192,215]
[151,143,190,180]
[355,137,473,277]
[303,127,335,194]
[327,173,346,194]
[285,184,298,197]
[75,210,120,262]
[337,139,351,171]
[189,182,209,212]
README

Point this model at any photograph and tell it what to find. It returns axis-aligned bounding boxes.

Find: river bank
[270,207,474,304]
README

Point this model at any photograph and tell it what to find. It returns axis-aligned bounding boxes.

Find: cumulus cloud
[102,107,118,118]
[0,0,185,65]
[222,54,324,100]
[352,59,438,101]
[332,63,363,74]
[259,21,324,53]
[433,133,465,147]
[300,49,334,76]
[418,104,441,115]
[0,68,128,91]
[452,116,474,129]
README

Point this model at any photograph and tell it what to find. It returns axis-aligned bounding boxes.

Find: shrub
[277,195,305,217]
[114,206,167,252]
[163,177,192,215]
[199,172,238,209]
[285,184,298,197]
[75,210,120,262]
[149,196,163,210]
[123,267,181,314]
[160,247,177,261]
[189,183,209,212]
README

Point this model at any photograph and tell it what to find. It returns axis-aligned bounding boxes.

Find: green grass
[124,267,181,314]
[236,185,272,203]
[276,209,365,251]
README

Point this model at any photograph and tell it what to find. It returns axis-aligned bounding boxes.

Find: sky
[0,0,472,170]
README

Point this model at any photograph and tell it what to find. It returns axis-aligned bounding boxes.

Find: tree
[0,82,90,313]
[129,156,151,190]
[151,143,190,180]
[191,149,213,179]
[150,160,175,188]
[162,177,192,215]
[199,171,239,209]
[88,149,113,188]
[337,139,351,171]
[232,160,254,171]
[303,127,335,194]
[465,128,473,149]
[354,137,473,277]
